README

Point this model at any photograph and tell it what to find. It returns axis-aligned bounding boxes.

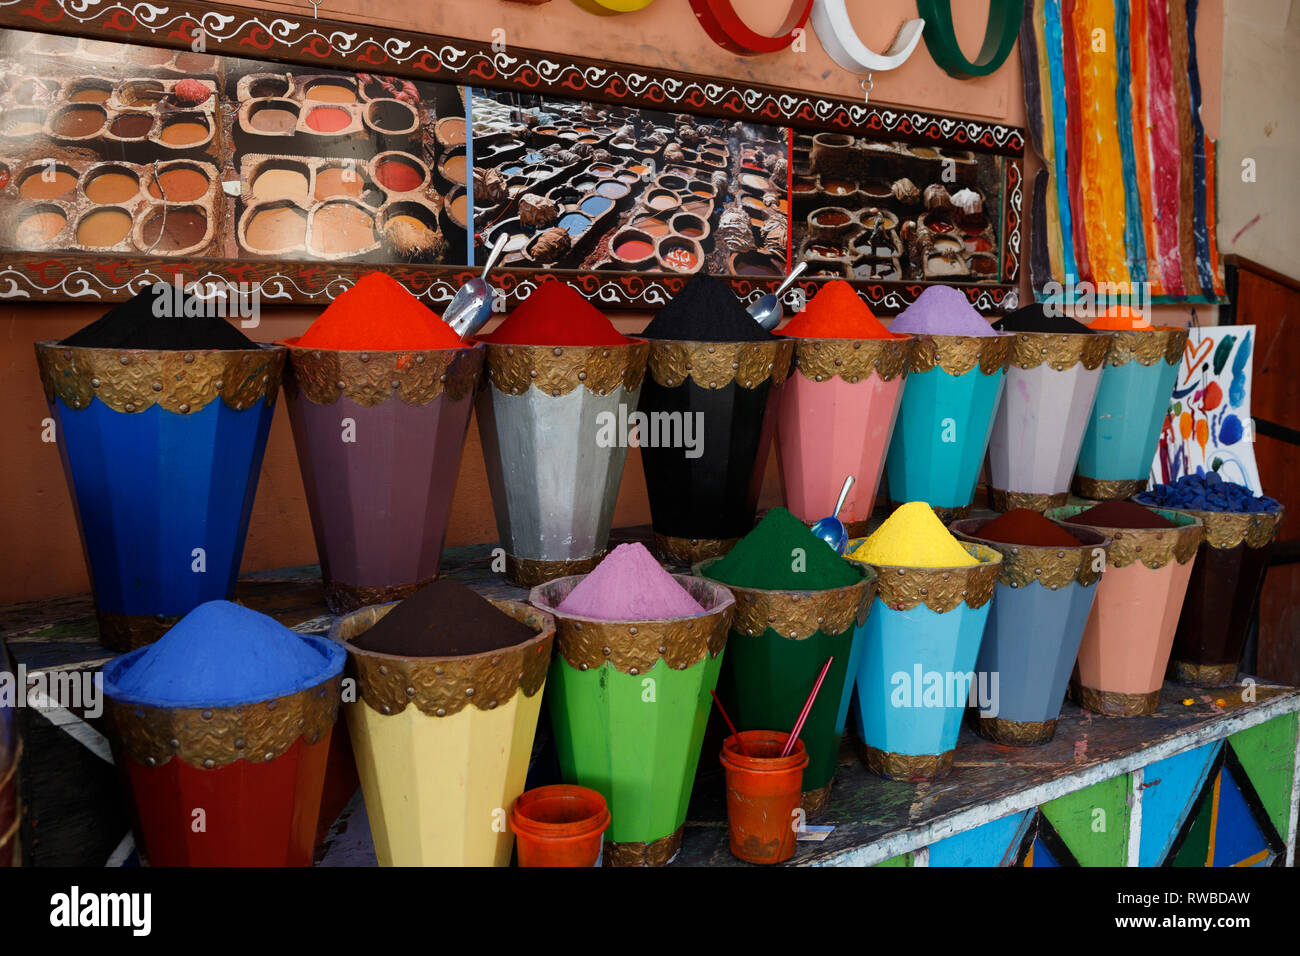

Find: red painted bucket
[510,785,610,867]
[720,730,808,865]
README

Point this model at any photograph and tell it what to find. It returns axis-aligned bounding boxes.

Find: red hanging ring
[688,0,815,56]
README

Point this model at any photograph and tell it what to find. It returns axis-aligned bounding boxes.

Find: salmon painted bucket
[530,574,735,866]
[1046,506,1204,716]
[720,730,808,865]
[329,599,554,866]
[283,343,485,614]
[950,519,1111,745]
[776,336,913,534]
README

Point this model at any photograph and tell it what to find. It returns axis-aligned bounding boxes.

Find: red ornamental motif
[688,0,814,56]
[239,26,277,52]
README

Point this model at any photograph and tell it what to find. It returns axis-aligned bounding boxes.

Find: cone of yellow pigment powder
[845,502,1000,781]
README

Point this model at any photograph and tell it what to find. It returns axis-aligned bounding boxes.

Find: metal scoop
[811,475,856,555]
[746,260,808,331]
[444,233,509,339]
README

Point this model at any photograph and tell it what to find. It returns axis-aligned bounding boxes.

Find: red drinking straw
[780,657,834,758]
[710,689,750,756]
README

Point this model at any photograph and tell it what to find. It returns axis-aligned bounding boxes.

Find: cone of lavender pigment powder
[883,286,1011,520]
[638,275,794,566]
[1136,475,1284,687]
[36,284,285,649]
[102,601,346,865]
[698,509,876,816]
[329,579,555,866]
[281,272,485,613]
[530,543,736,865]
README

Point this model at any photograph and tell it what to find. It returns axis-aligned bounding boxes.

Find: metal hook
[860,73,874,106]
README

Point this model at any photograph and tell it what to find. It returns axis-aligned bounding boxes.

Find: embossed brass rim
[506,553,606,588]
[801,782,832,818]
[906,332,1012,376]
[989,488,1069,513]
[1171,661,1240,688]
[1006,330,1112,372]
[96,610,182,651]
[604,826,683,867]
[283,342,484,407]
[1045,506,1203,570]
[787,335,913,384]
[645,337,793,390]
[975,715,1057,746]
[482,339,649,397]
[1103,326,1187,368]
[949,519,1110,590]
[1073,476,1146,500]
[651,533,740,567]
[323,574,437,616]
[859,742,954,781]
[1131,497,1284,551]
[1070,683,1161,717]
[35,341,286,415]
[530,573,735,674]
[328,599,556,717]
[693,557,877,640]
[845,540,1002,612]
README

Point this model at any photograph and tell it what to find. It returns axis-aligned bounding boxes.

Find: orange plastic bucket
[510,784,611,867]
[720,730,809,865]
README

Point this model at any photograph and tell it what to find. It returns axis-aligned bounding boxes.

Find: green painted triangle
[1173,783,1215,867]
[1041,774,1131,867]
[1229,712,1297,840]
[874,853,911,867]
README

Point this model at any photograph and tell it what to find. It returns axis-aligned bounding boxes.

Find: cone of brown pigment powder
[280,273,485,613]
[475,280,650,586]
[1048,501,1203,716]
[638,275,794,566]
[1136,476,1285,686]
[329,580,556,866]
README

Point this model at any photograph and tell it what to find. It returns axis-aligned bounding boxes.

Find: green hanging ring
[916,0,1022,79]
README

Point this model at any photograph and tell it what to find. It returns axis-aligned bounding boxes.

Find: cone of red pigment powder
[775,281,914,534]
[1075,310,1186,499]
[1136,476,1285,686]
[951,510,1111,745]
[35,284,285,649]
[530,543,736,865]
[882,286,1012,521]
[329,580,555,866]
[475,279,649,586]
[637,274,794,566]
[697,508,877,816]
[102,601,346,865]
[279,272,485,613]
[1047,501,1203,716]
[985,304,1114,512]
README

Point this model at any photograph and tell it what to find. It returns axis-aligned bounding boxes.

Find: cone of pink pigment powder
[556,543,705,620]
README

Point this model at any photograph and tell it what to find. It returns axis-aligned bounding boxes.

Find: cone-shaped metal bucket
[1131,497,1285,687]
[950,519,1111,745]
[883,334,1012,521]
[1046,506,1203,715]
[329,598,555,866]
[1074,328,1186,499]
[35,342,285,650]
[530,574,735,866]
[101,636,345,865]
[776,337,912,534]
[639,339,794,566]
[846,541,1001,780]
[477,340,649,586]
[282,344,485,613]
[695,558,877,817]
[986,332,1112,512]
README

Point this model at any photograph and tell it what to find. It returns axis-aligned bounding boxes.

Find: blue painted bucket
[1075,328,1186,500]
[847,541,1002,781]
[36,343,286,649]
[884,334,1011,520]
[950,519,1111,745]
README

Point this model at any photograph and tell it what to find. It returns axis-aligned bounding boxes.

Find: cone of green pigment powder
[697,509,876,817]
[530,543,736,866]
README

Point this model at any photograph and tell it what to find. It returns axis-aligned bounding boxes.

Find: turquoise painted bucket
[847,542,1002,781]
[1075,328,1186,500]
[884,334,1011,520]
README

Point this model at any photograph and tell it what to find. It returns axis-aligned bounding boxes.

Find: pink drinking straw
[710,690,750,757]
[780,657,834,758]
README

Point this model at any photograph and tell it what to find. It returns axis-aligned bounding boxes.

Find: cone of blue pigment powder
[101,600,346,866]
[35,284,286,650]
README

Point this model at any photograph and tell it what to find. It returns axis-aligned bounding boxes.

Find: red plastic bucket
[510,784,610,867]
[720,730,809,865]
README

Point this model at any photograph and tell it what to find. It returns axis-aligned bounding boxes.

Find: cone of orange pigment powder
[35,284,285,649]
[951,510,1110,745]
[775,281,913,534]
[1048,500,1203,715]
[1137,475,1285,687]
[102,601,346,865]
[329,580,555,866]
[476,279,649,585]
[280,272,485,613]
[1074,308,1186,499]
